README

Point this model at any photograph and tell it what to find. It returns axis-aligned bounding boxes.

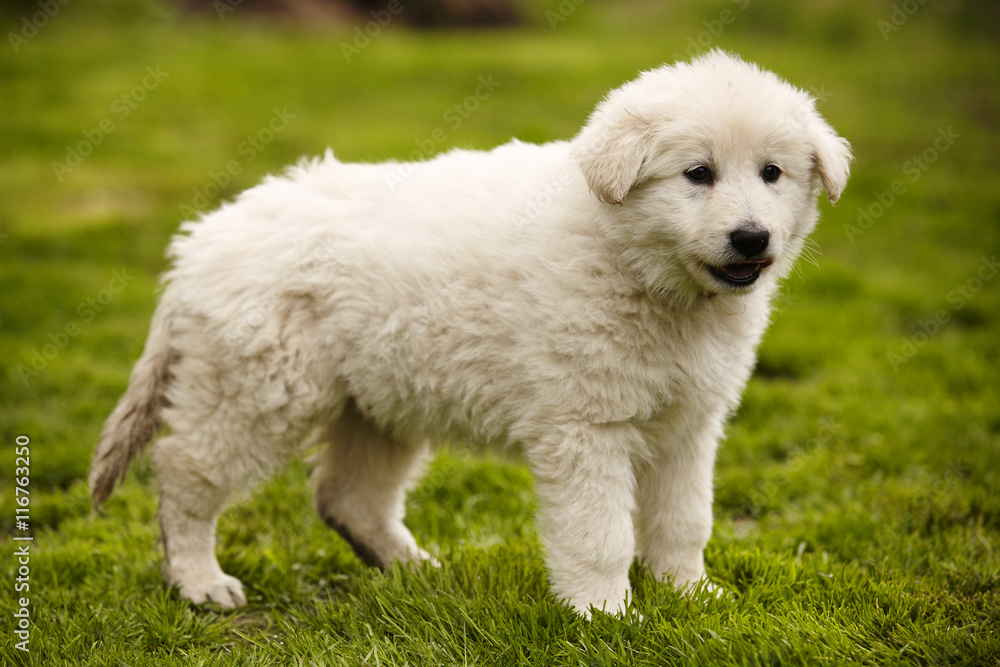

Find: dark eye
[761,164,782,183]
[685,166,714,185]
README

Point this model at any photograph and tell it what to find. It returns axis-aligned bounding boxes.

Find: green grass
[2,0,999,664]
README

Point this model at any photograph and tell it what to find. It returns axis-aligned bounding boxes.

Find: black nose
[730,227,769,257]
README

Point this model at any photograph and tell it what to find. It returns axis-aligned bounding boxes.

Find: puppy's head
[573,50,852,302]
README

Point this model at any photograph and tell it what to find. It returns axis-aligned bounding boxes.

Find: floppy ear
[572,105,653,206]
[806,109,852,204]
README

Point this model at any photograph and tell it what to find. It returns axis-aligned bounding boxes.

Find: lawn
[1,0,999,664]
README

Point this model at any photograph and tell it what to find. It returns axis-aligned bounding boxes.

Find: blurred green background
[1,0,998,664]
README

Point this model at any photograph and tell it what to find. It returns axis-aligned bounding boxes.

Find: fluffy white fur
[90,50,851,616]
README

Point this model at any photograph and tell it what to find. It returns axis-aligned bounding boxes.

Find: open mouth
[707,258,773,287]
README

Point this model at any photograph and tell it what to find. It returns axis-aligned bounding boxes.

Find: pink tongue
[723,262,760,280]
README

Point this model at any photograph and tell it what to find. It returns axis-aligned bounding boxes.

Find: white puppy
[90,50,850,616]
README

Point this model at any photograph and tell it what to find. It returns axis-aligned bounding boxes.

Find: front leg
[527,422,641,617]
[634,421,720,593]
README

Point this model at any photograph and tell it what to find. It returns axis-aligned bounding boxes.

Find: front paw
[565,585,632,620]
[578,599,627,620]
[176,572,247,609]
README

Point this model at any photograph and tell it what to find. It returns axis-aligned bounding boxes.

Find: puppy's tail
[89,304,174,507]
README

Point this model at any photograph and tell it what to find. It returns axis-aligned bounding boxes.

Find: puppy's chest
[660,329,756,412]
[559,302,762,424]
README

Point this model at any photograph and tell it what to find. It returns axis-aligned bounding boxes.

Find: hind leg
[154,412,305,608]
[152,432,257,608]
[152,434,247,607]
[313,402,433,568]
